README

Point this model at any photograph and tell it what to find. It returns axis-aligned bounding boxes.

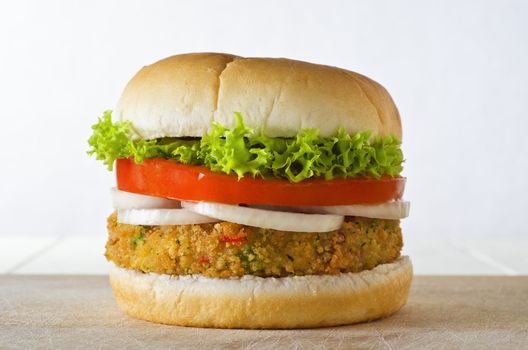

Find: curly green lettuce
[88,111,403,182]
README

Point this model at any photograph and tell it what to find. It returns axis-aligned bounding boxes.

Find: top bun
[114,53,402,139]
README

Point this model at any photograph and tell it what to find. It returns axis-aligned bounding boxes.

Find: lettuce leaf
[87,111,201,170]
[88,111,403,182]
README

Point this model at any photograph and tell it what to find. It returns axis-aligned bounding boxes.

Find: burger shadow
[351,300,509,332]
[296,287,521,335]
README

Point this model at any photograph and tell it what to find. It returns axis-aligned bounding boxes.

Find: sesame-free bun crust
[114,53,402,139]
[109,256,412,329]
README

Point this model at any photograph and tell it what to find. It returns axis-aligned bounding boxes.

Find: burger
[88,53,412,328]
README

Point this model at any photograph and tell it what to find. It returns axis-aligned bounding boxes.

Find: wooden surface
[1,276,527,349]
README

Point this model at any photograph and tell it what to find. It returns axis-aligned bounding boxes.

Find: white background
[0,0,527,274]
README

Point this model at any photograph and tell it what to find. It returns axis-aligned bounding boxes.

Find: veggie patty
[105,212,402,278]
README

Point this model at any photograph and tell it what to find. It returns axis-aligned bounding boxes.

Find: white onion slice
[111,188,180,209]
[253,201,410,220]
[117,209,219,225]
[181,201,344,232]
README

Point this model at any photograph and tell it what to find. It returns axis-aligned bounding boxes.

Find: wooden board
[1,275,527,349]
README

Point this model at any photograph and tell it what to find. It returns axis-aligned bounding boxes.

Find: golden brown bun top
[114,53,402,139]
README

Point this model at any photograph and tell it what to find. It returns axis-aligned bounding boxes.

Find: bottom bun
[109,256,412,329]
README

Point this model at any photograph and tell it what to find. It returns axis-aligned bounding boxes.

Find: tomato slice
[116,158,405,206]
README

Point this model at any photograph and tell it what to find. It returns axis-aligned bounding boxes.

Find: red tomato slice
[116,158,405,206]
